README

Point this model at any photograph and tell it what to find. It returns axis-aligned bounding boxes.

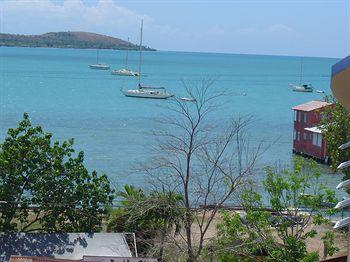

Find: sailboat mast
[97,50,99,64]
[299,59,303,84]
[138,19,143,87]
[125,37,129,69]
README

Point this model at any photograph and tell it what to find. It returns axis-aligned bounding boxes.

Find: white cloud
[235,27,257,35]
[0,0,231,50]
[0,1,340,56]
[266,24,296,35]
[0,0,154,43]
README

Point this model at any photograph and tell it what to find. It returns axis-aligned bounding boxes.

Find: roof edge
[332,55,350,75]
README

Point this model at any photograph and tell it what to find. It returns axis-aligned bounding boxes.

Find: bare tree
[142,79,261,261]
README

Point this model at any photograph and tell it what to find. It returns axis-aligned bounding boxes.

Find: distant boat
[111,37,139,76]
[90,64,110,70]
[89,50,110,70]
[290,83,313,92]
[179,97,196,102]
[122,84,173,99]
[112,68,139,76]
[290,59,314,92]
[121,20,173,99]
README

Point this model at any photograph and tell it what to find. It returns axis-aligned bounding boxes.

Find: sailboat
[121,20,173,99]
[111,38,139,76]
[89,50,110,70]
[289,59,313,92]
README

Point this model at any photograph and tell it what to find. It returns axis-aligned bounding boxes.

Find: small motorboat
[179,97,196,102]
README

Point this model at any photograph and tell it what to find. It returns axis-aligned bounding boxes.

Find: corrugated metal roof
[292,100,332,112]
[304,126,322,134]
[0,233,132,262]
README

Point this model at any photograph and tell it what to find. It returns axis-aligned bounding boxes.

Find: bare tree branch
[138,78,260,261]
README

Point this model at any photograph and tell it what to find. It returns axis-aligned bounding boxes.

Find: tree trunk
[158,224,168,262]
[185,210,195,261]
[185,132,195,261]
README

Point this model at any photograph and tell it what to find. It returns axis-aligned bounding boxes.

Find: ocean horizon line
[0,45,340,60]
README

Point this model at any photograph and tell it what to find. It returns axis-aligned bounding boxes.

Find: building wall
[293,109,327,161]
[331,55,350,113]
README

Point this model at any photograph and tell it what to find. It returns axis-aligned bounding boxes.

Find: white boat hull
[290,84,313,92]
[90,64,110,70]
[111,69,139,76]
[122,89,173,99]
[179,97,196,102]
[120,22,173,100]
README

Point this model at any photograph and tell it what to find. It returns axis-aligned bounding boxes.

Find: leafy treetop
[0,113,114,232]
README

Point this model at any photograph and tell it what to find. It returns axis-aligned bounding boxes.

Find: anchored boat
[290,83,314,92]
[289,59,313,92]
[121,20,173,99]
[122,84,173,99]
[112,68,139,76]
[111,37,139,76]
[89,50,110,70]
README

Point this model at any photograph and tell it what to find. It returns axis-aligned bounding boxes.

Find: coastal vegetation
[0,32,155,50]
[107,185,184,260]
[320,96,350,189]
[0,113,114,232]
[212,158,338,261]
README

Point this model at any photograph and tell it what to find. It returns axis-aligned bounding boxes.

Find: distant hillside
[0,32,155,51]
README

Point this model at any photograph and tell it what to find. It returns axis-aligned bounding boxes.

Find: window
[297,112,301,122]
[303,133,307,140]
[312,133,317,145]
[293,130,296,140]
[297,131,301,141]
[312,133,322,147]
[317,134,322,147]
[304,113,307,123]
[294,111,297,121]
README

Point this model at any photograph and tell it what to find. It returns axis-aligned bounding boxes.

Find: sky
[0,0,349,57]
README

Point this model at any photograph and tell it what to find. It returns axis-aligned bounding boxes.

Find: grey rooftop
[0,233,132,262]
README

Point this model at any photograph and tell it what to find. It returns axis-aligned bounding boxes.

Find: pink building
[292,100,332,164]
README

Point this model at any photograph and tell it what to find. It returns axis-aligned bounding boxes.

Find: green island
[0,31,156,50]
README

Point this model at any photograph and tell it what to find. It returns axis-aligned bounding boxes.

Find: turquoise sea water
[0,47,346,199]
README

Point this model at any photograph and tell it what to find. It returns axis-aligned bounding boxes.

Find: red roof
[292,100,332,112]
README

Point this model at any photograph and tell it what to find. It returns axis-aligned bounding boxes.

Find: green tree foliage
[0,113,114,232]
[107,185,184,260]
[319,97,350,187]
[213,158,338,261]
